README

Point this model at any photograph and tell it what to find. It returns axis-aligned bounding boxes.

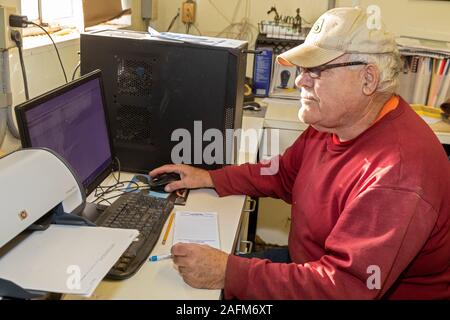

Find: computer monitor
[15,70,114,197]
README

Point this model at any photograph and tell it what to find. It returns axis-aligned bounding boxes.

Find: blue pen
[149,254,173,262]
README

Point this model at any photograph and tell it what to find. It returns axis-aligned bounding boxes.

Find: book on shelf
[397,37,450,108]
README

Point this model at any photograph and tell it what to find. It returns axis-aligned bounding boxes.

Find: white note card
[173,212,220,249]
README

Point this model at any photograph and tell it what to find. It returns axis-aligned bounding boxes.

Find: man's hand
[149,164,214,192]
[171,243,229,289]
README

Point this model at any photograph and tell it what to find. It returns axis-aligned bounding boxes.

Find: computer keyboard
[95,191,174,280]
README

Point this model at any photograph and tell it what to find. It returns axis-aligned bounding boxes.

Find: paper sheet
[0,225,138,296]
[173,212,220,249]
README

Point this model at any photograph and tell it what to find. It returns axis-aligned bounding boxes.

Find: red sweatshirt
[210,98,450,300]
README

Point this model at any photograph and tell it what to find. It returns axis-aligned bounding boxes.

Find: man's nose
[295,71,314,89]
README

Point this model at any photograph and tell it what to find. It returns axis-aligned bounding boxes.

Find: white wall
[152,0,450,42]
[153,0,328,38]
[337,0,450,41]
[0,0,18,8]
[150,0,329,77]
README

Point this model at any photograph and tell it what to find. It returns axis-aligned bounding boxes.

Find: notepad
[173,212,220,249]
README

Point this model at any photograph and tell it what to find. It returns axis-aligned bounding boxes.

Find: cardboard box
[252,47,273,97]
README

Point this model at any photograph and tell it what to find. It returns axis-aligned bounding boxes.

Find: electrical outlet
[0,6,18,50]
[181,1,196,24]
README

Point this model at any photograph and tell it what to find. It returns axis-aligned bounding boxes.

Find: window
[20,0,131,30]
[21,0,78,27]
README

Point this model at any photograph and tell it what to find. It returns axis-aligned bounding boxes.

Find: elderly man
[150,7,450,299]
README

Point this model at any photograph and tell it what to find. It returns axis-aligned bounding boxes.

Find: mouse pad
[125,175,189,205]
[125,175,170,199]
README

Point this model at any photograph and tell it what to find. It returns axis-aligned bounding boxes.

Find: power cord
[72,61,81,81]
[9,15,68,84]
[10,30,30,100]
[167,9,180,32]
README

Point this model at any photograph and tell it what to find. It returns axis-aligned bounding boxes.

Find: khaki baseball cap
[277,7,397,68]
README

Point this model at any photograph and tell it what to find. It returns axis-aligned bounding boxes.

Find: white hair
[347,51,401,95]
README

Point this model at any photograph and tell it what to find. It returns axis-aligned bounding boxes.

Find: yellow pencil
[162,212,175,245]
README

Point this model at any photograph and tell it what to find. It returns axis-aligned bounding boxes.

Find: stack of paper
[0,225,138,296]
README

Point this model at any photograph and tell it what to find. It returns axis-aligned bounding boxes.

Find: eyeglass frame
[296,61,368,79]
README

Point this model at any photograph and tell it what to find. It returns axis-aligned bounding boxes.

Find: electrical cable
[6,104,20,139]
[17,45,29,100]
[191,23,202,36]
[27,21,68,83]
[213,0,256,44]
[72,61,81,81]
[208,0,232,24]
[92,156,152,206]
[167,9,180,32]
[0,108,7,147]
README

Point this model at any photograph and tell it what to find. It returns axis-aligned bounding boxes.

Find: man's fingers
[173,255,196,269]
[171,243,189,256]
[165,180,186,192]
[149,164,180,177]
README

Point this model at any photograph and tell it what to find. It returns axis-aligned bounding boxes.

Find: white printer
[0,148,87,298]
[0,148,139,299]
[0,148,87,248]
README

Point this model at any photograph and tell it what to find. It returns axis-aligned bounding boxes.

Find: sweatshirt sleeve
[224,187,439,299]
[209,132,308,203]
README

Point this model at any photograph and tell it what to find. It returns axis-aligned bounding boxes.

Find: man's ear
[362,64,379,96]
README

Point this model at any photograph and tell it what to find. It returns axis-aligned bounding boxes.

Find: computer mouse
[150,172,181,192]
[134,174,149,185]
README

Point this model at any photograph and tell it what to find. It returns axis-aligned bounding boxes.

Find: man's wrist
[205,171,215,188]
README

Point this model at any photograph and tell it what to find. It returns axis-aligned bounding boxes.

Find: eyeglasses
[296,61,368,79]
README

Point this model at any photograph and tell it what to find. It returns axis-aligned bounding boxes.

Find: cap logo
[312,18,324,34]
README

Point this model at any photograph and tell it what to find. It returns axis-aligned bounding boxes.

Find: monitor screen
[15,71,114,196]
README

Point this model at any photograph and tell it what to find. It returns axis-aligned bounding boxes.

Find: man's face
[295,55,367,133]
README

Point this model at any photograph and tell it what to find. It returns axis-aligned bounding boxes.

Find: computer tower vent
[225,107,235,130]
[116,104,152,144]
[117,58,154,97]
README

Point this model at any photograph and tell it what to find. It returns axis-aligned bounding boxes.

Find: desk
[65,114,264,300]
[66,174,246,300]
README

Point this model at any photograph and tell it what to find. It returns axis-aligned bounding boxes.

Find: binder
[436,59,450,107]
[413,57,432,105]
[398,56,419,103]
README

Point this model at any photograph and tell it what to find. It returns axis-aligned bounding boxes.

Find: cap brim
[277,44,345,68]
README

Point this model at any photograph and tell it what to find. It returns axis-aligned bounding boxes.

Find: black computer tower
[80,30,247,173]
